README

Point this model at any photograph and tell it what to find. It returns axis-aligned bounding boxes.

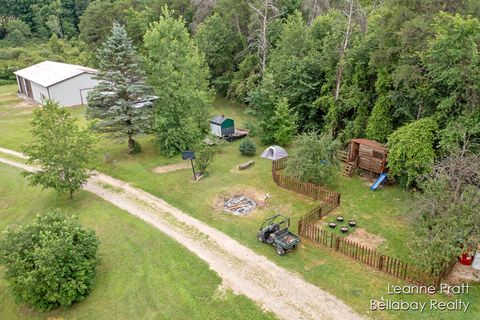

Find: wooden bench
[239,160,255,170]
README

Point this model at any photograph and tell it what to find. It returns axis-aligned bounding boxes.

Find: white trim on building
[14,61,98,107]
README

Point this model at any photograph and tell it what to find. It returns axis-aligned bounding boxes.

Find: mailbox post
[182,151,196,181]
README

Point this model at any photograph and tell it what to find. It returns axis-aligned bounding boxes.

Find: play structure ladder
[342,163,354,177]
[370,172,388,191]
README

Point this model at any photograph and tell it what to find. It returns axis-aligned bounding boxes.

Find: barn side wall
[30,82,49,104]
[49,73,98,106]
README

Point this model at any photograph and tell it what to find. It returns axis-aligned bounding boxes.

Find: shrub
[0,210,99,311]
[244,120,258,137]
[194,143,216,174]
[387,118,438,187]
[239,138,256,156]
[131,140,142,154]
[284,132,339,185]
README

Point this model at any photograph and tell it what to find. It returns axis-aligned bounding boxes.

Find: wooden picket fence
[271,159,341,205]
[300,224,456,287]
[270,159,455,287]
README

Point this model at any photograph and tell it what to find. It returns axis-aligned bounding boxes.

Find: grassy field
[1,84,479,319]
[0,163,276,320]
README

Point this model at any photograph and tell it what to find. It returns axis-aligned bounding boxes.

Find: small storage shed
[14,61,98,106]
[347,138,388,174]
[210,115,235,137]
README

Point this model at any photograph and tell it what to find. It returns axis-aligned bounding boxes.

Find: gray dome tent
[260,145,289,160]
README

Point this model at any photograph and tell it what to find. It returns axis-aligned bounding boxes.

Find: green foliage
[79,0,133,51]
[87,23,153,154]
[244,120,259,137]
[131,140,142,154]
[284,131,339,185]
[409,154,480,273]
[5,20,31,45]
[194,143,216,174]
[228,53,261,102]
[259,97,297,145]
[22,100,96,199]
[239,138,256,156]
[439,112,480,155]
[366,96,393,143]
[424,13,480,121]
[0,39,90,82]
[387,118,438,187]
[144,7,213,157]
[250,10,343,133]
[195,12,244,94]
[0,210,99,311]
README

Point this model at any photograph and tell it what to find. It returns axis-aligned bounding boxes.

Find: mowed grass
[1,85,480,319]
[0,164,276,320]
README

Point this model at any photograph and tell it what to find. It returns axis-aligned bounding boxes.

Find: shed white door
[210,123,222,137]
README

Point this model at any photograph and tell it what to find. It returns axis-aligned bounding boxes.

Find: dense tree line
[2,0,480,177]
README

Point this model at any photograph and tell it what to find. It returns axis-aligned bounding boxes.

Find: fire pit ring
[223,195,257,216]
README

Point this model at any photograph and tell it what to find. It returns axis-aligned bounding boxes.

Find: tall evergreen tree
[144,8,213,157]
[87,23,153,154]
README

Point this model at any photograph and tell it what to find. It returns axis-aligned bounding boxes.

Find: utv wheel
[257,234,265,243]
[276,246,286,256]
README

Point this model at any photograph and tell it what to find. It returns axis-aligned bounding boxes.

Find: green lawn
[0,163,275,320]
[1,84,479,319]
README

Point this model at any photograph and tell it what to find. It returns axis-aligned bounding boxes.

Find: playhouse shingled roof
[14,61,97,88]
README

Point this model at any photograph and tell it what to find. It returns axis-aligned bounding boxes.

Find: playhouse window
[373,150,383,159]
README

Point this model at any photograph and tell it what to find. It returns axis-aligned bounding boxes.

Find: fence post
[378,255,385,271]
[335,236,340,251]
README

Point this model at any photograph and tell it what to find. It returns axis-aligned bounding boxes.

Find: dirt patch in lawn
[446,263,479,284]
[7,100,34,109]
[153,162,191,174]
[345,228,385,250]
[304,259,325,271]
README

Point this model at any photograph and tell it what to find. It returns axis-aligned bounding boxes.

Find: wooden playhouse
[341,139,388,177]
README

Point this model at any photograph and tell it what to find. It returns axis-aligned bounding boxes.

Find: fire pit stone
[224,195,257,216]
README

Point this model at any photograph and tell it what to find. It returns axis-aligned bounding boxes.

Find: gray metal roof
[14,61,97,88]
[210,115,228,125]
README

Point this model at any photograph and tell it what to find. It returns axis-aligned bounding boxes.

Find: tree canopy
[87,23,153,154]
[23,100,96,199]
[0,210,99,311]
[387,118,438,187]
[144,8,213,156]
[284,131,339,185]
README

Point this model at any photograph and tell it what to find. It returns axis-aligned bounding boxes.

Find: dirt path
[0,152,366,320]
[152,162,191,174]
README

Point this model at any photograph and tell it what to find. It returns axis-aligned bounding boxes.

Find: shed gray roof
[14,61,97,88]
[210,115,230,125]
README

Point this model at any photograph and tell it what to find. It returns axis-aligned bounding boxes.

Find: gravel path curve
[0,151,366,320]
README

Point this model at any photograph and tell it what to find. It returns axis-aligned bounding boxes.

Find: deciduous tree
[284,131,339,185]
[387,117,438,187]
[23,100,95,199]
[409,153,480,273]
[144,8,213,156]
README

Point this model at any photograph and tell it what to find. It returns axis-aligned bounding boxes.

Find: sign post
[182,151,197,181]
